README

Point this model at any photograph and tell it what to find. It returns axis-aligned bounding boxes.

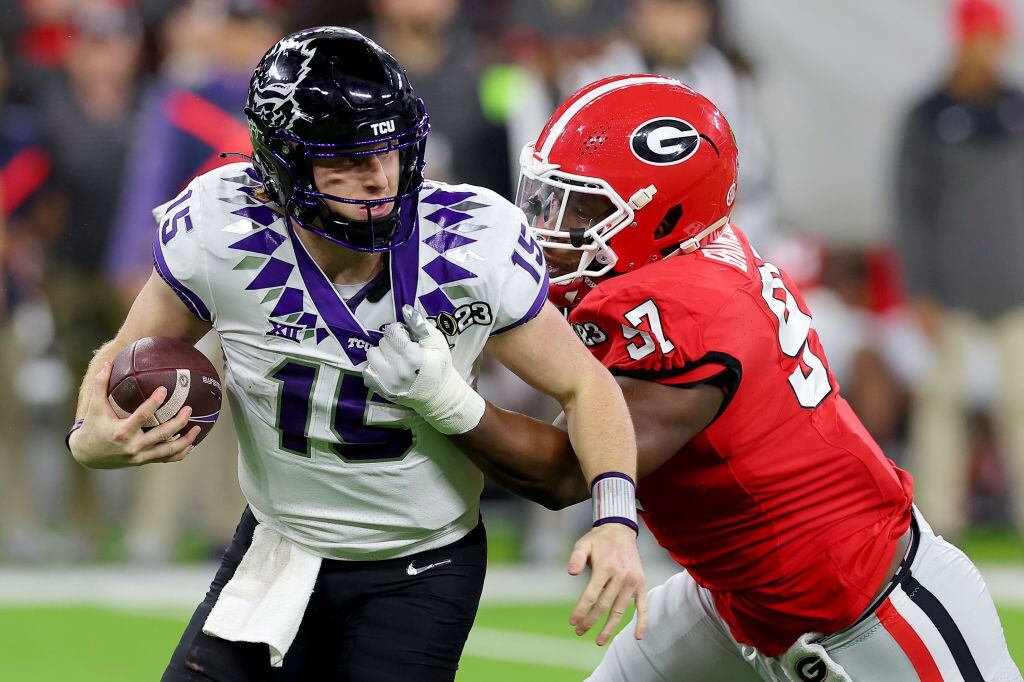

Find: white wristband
[592,473,639,533]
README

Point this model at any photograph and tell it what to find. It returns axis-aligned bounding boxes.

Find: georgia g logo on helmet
[630,117,700,166]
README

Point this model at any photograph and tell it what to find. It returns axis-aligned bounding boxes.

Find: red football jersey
[568,224,913,656]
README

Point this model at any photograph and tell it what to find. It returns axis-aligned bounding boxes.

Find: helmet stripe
[537,75,678,159]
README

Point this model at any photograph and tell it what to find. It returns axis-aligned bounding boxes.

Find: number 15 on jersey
[270,360,414,463]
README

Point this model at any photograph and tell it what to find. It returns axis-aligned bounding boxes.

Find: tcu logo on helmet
[248,36,318,129]
[370,119,396,136]
[630,117,700,166]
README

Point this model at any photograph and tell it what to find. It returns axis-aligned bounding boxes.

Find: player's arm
[484,303,650,644]
[449,403,582,510]
[366,303,647,645]
[483,302,638,499]
[68,271,211,469]
[455,376,724,510]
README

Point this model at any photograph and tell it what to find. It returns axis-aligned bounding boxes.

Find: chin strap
[674,214,731,256]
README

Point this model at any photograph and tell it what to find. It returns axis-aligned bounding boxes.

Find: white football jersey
[153,163,548,560]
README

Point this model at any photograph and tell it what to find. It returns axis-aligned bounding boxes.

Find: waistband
[850,510,921,628]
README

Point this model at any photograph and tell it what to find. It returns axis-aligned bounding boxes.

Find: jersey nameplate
[699,224,748,273]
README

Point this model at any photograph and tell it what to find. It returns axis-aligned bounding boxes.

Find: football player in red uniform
[366,76,1021,680]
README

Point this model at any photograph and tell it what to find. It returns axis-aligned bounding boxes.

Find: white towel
[203,524,322,667]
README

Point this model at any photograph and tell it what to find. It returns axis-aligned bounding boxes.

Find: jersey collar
[286,216,420,364]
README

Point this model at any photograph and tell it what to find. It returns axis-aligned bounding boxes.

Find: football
[107,337,222,446]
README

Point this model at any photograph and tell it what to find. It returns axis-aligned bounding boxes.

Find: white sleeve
[150,180,216,323]
[490,220,550,335]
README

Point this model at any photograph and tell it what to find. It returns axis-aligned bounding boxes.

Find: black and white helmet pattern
[247,34,318,129]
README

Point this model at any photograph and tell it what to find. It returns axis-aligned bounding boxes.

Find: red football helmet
[516,75,739,307]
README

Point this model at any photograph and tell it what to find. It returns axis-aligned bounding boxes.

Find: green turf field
[1,602,1022,680]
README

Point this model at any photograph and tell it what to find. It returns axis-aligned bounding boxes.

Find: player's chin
[543,249,584,277]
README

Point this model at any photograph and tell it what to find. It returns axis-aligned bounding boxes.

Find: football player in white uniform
[66,28,647,680]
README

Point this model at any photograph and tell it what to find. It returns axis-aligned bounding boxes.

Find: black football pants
[162,508,487,681]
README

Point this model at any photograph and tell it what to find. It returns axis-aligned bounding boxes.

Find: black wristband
[65,419,85,453]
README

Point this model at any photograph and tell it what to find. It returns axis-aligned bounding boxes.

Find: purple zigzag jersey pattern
[270,286,304,317]
[418,288,455,317]
[232,204,280,227]
[424,207,472,229]
[423,256,476,286]
[224,168,262,198]
[298,312,318,329]
[316,328,330,344]
[230,228,285,255]
[237,183,260,199]
[424,230,476,254]
[422,188,476,207]
[246,257,294,290]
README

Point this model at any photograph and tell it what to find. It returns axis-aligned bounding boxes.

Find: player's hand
[365,306,484,434]
[69,361,200,469]
[364,310,429,403]
[568,523,649,646]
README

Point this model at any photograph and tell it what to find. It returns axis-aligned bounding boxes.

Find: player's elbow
[502,464,586,511]
[521,444,588,510]
[538,490,580,512]
[529,489,566,511]
[539,464,590,511]
[570,358,624,410]
[529,485,577,512]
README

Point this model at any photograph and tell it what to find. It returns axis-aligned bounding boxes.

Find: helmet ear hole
[271,139,290,157]
[654,204,683,240]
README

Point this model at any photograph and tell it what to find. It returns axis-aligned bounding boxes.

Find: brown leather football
[107,337,222,446]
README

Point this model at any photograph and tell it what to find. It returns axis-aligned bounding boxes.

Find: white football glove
[364,305,485,435]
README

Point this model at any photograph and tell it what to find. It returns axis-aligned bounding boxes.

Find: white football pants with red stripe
[588,511,1021,681]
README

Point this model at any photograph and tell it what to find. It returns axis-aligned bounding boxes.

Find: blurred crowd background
[1,0,1024,567]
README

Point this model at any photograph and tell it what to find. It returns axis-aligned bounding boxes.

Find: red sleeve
[568,280,740,390]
